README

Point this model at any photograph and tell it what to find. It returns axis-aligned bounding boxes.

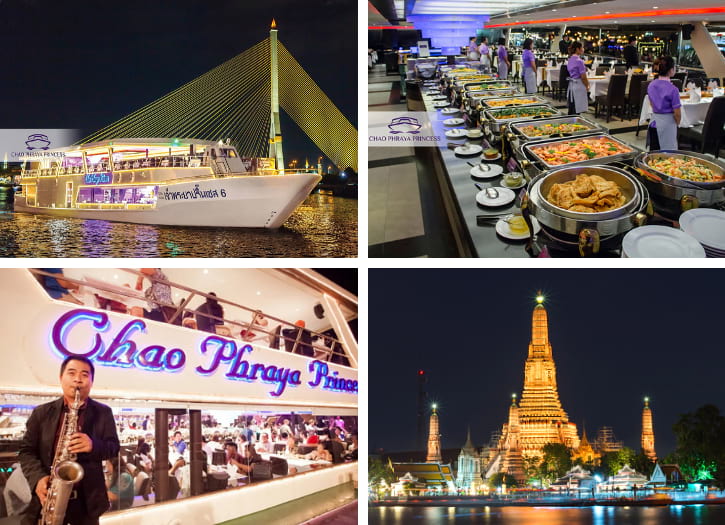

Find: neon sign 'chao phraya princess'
[487,293,580,483]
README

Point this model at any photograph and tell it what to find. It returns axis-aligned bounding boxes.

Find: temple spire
[641,396,657,462]
[426,404,442,463]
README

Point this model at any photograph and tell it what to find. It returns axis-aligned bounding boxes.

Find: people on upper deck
[135,269,179,324]
[34,268,83,305]
[195,292,225,333]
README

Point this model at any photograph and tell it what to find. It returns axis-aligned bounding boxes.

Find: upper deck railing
[29,269,354,368]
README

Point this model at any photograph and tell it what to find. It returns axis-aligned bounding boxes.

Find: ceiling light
[203,269,208,274]
[653,6,659,8]
[113,274,118,279]
[651,20,655,22]
[605,11,610,14]
[256,291,262,296]
[552,9,557,12]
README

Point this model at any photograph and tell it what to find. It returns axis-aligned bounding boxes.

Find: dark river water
[0,192,357,257]
[369,504,725,525]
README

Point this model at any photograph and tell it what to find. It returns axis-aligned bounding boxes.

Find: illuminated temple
[486,294,579,482]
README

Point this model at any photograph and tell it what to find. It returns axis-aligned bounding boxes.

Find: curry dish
[547,174,627,213]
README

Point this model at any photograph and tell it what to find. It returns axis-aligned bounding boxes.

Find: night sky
[0,0,356,167]
[369,269,725,459]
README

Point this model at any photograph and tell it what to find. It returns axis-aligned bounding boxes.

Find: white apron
[567,77,588,114]
[652,112,678,151]
[498,61,508,80]
[480,55,490,73]
[523,67,537,94]
[468,51,480,61]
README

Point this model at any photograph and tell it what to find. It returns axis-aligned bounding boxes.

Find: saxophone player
[18,356,120,525]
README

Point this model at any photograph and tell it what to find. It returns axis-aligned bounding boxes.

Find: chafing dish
[461,80,513,92]
[452,75,495,85]
[480,95,547,109]
[522,165,650,255]
[464,89,522,112]
[517,134,639,178]
[633,150,725,212]
[507,116,605,145]
[482,105,561,134]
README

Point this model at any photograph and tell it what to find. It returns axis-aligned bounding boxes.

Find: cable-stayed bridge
[79,21,357,173]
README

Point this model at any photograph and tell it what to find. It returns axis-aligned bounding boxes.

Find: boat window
[0,394,358,512]
[210,149,217,159]
[224,149,238,158]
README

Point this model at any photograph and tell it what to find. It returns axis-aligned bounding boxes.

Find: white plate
[466,129,483,138]
[622,226,706,258]
[445,128,467,138]
[455,144,483,156]
[679,208,725,251]
[481,152,502,161]
[476,186,516,207]
[470,164,504,179]
[496,216,540,240]
[443,118,465,126]
[430,95,447,101]
[434,101,450,108]
[441,108,461,115]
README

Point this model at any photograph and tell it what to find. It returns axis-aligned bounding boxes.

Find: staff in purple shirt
[566,41,590,115]
[646,56,681,150]
[478,37,491,73]
[468,38,480,61]
[497,38,510,80]
[522,38,537,94]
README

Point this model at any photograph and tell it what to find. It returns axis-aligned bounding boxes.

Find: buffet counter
[417,76,725,257]
[420,87,531,257]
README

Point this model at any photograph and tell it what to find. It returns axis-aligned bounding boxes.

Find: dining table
[639,93,715,128]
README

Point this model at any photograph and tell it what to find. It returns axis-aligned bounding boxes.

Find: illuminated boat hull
[14,172,321,228]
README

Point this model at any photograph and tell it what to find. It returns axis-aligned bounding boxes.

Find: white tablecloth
[546,67,560,85]
[639,95,712,128]
[588,77,610,101]
[262,453,332,474]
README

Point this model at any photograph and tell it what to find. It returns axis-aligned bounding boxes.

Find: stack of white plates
[621,226,705,258]
[679,208,725,257]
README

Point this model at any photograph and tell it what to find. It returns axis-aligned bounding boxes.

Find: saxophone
[40,387,85,525]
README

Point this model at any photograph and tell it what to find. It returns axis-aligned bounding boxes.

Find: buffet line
[419,66,725,257]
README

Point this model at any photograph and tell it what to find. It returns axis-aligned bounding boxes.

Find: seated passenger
[256,432,273,454]
[105,456,134,510]
[235,444,263,474]
[225,442,246,473]
[306,443,332,462]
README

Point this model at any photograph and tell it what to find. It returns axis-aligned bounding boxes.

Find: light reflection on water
[369,505,724,524]
[0,194,357,257]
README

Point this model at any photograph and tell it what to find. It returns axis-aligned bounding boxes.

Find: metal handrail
[29,269,352,366]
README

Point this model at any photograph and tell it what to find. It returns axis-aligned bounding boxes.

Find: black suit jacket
[624,45,640,67]
[18,397,120,519]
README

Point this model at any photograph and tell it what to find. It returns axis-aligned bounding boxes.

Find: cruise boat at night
[14,138,322,228]
[0,268,358,524]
